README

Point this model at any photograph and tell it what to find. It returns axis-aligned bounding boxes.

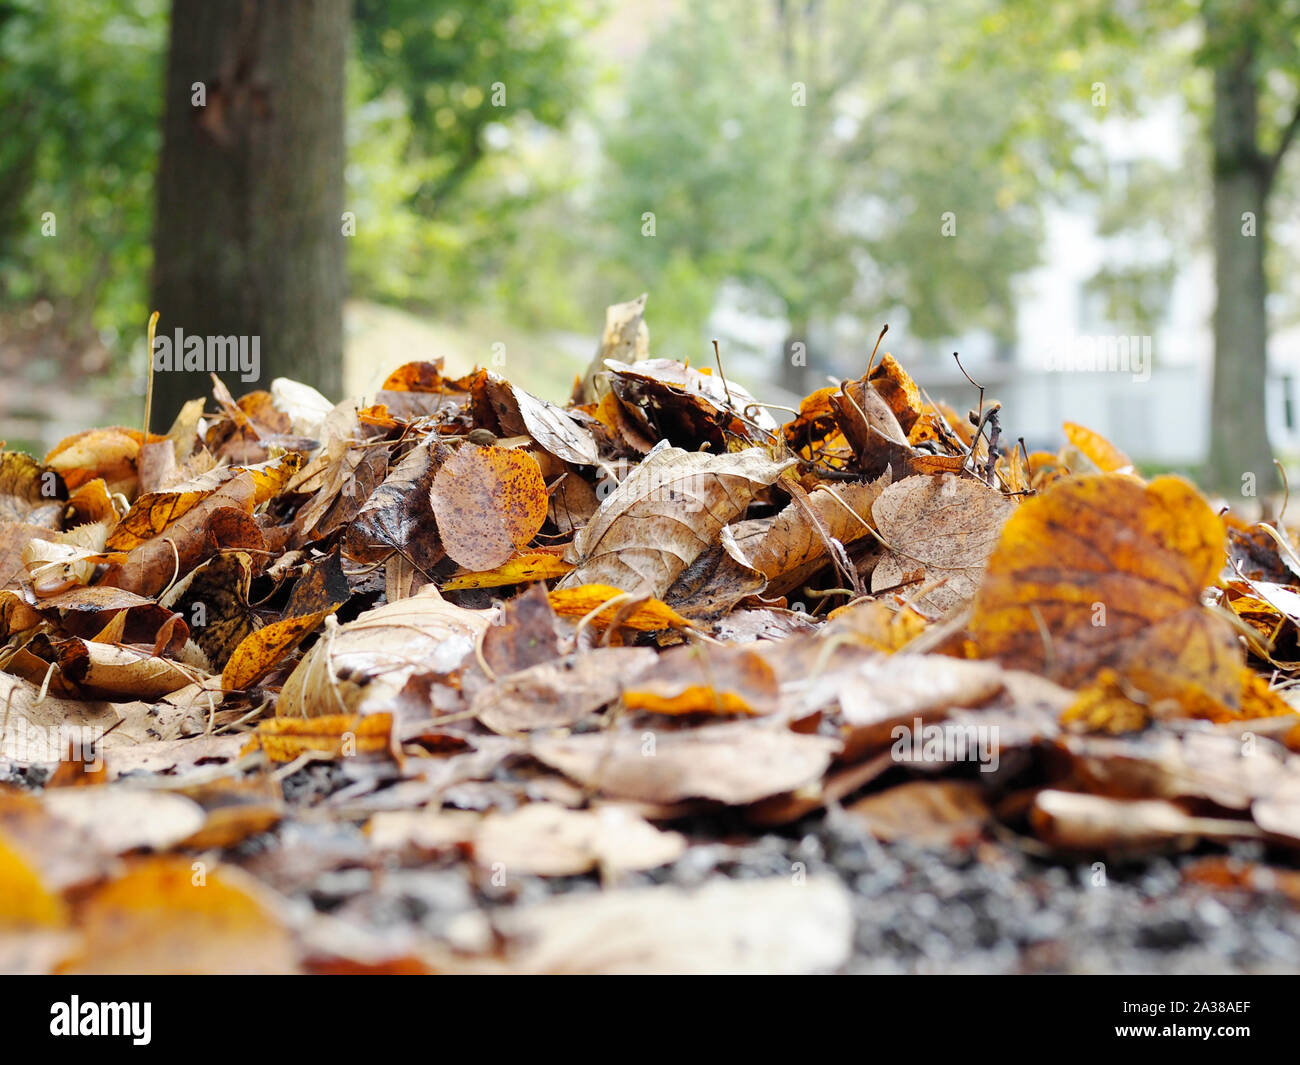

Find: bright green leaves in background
[0,0,165,360]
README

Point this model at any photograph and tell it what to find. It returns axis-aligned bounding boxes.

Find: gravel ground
[14,755,1300,973]
[262,763,1300,974]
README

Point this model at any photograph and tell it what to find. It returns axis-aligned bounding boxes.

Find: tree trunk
[1206,39,1275,497]
[150,0,348,430]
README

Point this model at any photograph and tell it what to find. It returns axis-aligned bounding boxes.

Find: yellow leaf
[241,713,394,763]
[548,584,696,632]
[222,607,335,691]
[59,857,296,974]
[0,831,66,928]
[969,474,1240,711]
[107,454,300,550]
[443,551,573,590]
[1063,421,1133,474]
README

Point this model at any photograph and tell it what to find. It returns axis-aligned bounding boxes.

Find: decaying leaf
[472,647,657,733]
[871,472,1016,613]
[969,474,1241,710]
[532,721,838,805]
[1030,789,1261,851]
[0,452,66,527]
[448,875,853,975]
[277,586,490,718]
[560,444,794,597]
[474,803,686,876]
[728,474,888,596]
[848,780,992,846]
[430,444,548,571]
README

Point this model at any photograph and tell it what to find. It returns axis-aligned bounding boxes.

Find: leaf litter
[4,301,1300,973]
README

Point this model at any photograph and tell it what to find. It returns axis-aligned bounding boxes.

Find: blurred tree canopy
[0,0,589,362]
[594,0,1067,383]
[348,0,592,313]
[3,0,1296,483]
[0,0,165,358]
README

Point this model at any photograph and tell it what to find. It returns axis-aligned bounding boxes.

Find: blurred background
[1,0,1298,494]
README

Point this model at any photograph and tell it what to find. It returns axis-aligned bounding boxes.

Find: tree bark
[1206,37,1275,496]
[150,0,349,430]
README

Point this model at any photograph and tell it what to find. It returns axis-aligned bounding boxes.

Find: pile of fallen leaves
[4,295,1300,974]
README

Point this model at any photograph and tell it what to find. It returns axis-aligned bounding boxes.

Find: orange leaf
[59,857,296,974]
[0,831,67,928]
[623,644,778,715]
[969,474,1240,710]
[868,353,925,434]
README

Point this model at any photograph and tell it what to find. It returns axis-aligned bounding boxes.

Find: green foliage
[354,0,587,210]
[0,0,165,345]
[348,0,594,317]
[0,0,591,360]
[592,0,1053,365]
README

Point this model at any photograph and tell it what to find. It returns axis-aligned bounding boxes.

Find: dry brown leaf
[277,585,491,718]
[343,437,448,573]
[0,673,121,764]
[727,474,887,596]
[105,454,299,551]
[0,452,66,527]
[447,875,852,975]
[44,427,150,495]
[472,647,656,734]
[576,293,649,403]
[559,444,793,597]
[51,638,198,700]
[101,470,266,597]
[848,780,992,846]
[870,472,1016,613]
[1029,789,1260,851]
[484,376,599,466]
[41,788,206,854]
[474,803,686,876]
[158,551,257,669]
[532,721,838,805]
[622,642,779,716]
[430,444,548,571]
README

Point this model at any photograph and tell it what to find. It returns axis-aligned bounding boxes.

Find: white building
[896,101,1300,470]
